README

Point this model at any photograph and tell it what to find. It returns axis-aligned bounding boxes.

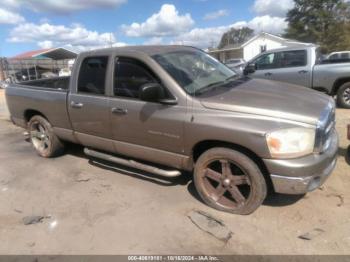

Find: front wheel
[337,82,350,109]
[193,148,267,215]
[28,115,64,158]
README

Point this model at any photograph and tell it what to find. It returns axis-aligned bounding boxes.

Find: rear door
[68,55,114,152]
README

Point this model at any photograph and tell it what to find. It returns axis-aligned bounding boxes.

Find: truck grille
[315,102,335,153]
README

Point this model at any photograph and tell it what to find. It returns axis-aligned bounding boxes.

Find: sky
[0,0,294,57]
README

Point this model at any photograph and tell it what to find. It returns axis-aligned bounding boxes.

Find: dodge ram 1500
[6,46,338,214]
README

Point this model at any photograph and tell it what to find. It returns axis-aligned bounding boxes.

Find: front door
[109,57,185,166]
[247,52,278,81]
[68,55,114,152]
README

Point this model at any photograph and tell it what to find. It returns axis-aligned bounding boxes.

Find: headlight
[266,127,315,159]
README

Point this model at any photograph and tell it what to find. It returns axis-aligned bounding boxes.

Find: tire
[193,148,267,215]
[28,115,64,158]
[336,82,350,109]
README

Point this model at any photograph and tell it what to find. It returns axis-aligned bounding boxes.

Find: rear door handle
[111,107,128,115]
[265,72,272,77]
[298,70,308,74]
[70,101,84,109]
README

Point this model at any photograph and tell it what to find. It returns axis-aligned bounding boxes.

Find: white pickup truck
[244,46,350,108]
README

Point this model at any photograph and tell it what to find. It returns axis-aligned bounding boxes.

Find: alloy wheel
[30,121,50,153]
[343,87,350,105]
[199,159,251,209]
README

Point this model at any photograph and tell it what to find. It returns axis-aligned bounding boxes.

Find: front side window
[152,49,237,95]
[78,56,108,95]
[114,58,160,99]
[254,53,278,70]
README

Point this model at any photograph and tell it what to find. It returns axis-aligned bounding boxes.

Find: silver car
[244,46,350,108]
[225,59,246,75]
[0,81,9,89]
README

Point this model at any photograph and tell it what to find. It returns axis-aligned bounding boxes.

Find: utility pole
[0,58,5,81]
[109,33,114,47]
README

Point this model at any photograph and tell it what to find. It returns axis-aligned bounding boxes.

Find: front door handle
[71,101,84,109]
[265,72,273,77]
[298,70,308,74]
[111,107,128,115]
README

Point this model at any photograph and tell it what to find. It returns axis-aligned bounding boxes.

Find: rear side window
[114,57,159,99]
[340,53,350,59]
[78,56,108,95]
[279,50,307,68]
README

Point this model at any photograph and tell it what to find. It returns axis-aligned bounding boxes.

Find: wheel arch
[331,77,350,95]
[24,109,48,124]
[192,140,273,191]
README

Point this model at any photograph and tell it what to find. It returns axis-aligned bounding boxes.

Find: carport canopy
[33,47,78,60]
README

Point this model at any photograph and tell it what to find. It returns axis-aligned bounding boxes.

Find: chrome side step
[84,148,182,178]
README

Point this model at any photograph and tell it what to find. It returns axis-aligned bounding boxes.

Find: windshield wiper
[195,81,225,95]
[225,74,239,82]
[195,75,239,96]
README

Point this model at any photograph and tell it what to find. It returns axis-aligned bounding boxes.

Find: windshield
[152,49,238,95]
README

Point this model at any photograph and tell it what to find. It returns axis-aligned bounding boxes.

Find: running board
[84,148,182,178]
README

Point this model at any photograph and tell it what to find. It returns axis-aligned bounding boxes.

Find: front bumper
[263,130,338,194]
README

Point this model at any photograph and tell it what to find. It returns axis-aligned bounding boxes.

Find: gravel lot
[0,89,349,255]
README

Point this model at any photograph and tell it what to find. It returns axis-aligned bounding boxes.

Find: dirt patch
[188,210,232,242]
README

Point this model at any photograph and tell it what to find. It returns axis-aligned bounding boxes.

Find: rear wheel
[194,148,267,215]
[336,82,350,109]
[28,115,64,158]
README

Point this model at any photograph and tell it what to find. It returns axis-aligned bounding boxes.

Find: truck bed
[5,77,72,130]
[20,76,70,91]
[313,61,350,92]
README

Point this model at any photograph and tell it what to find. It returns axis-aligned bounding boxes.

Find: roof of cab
[261,45,317,54]
[79,45,198,56]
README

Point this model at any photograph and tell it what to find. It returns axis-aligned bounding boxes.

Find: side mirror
[243,63,256,75]
[139,83,177,105]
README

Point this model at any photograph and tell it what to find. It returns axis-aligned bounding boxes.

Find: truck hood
[199,78,332,125]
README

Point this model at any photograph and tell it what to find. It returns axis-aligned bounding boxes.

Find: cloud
[120,3,286,49]
[18,0,127,14]
[173,15,287,48]
[2,0,20,9]
[38,40,54,49]
[7,22,126,50]
[253,0,294,17]
[0,8,25,24]
[144,37,164,45]
[204,9,229,20]
[172,25,230,48]
[233,15,288,34]
[122,4,194,37]
[64,41,127,53]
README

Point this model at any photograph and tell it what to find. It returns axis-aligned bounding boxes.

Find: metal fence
[0,57,71,83]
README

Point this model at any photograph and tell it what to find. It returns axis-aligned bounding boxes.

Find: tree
[218,27,254,49]
[284,0,350,53]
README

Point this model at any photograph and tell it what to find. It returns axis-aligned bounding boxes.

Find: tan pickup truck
[5,46,338,214]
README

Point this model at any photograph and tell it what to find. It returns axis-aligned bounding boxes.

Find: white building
[208,32,313,62]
